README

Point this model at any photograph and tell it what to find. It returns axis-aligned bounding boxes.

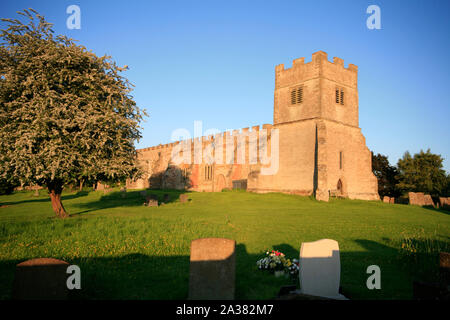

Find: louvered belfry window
[290,86,303,105]
[336,88,345,105]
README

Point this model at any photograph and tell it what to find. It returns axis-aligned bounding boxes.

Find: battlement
[275,51,358,74]
[136,124,275,152]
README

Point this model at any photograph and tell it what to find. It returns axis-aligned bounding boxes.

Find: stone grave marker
[383,196,390,203]
[179,194,188,203]
[163,193,170,203]
[144,196,158,207]
[423,194,435,207]
[188,238,236,300]
[12,258,70,300]
[296,239,347,299]
[439,252,450,286]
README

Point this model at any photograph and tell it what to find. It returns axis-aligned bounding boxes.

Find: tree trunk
[47,180,68,218]
[79,179,84,191]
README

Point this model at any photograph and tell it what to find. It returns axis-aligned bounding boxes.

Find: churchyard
[0,188,449,300]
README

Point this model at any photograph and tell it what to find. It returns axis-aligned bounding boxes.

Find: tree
[371,152,400,198]
[0,177,19,195]
[396,149,447,196]
[0,9,146,218]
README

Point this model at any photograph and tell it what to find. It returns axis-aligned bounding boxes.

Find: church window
[205,165,213,181]
[336,87,344,105]
[290,86,303,105]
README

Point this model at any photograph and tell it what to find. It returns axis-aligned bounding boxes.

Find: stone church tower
[259,50,379,200]
[127,51,379,201]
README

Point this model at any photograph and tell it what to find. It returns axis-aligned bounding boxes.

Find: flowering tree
[0,9,146,218]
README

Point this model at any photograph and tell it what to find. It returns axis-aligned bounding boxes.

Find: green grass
[0,188,449,300]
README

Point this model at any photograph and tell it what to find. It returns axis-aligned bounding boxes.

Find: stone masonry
[127,51,379,201]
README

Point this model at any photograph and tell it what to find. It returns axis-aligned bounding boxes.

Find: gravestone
[12,258,69,300]
[409,192,425,206]
[440,197,450,210]
[296,239,347,300]
[179,194,188,203]
[144,197,158,207]
[423,194,435,207]
[413,252,450,300]
[383,196,390,203]
[440,252,450,286]
[188,238,235,300]
[409,192,435,207]
[389,197,395,204]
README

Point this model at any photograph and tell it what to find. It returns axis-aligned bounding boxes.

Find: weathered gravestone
[409,192,426,206]
[188,238,236,300]
[179,194,188,203]
[296,239,347,300]
[389,197,395,204]
[423,194,435,207]
[439,197,450,210]
[383,196,390,203]
[413,251,450,300]
[163,193,170,203]
[144,196,158,207]
[12,258,69,300]
[409,192,435,207]
[440,252,450,286]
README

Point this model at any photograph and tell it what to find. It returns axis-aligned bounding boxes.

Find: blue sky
[1,0,449,171]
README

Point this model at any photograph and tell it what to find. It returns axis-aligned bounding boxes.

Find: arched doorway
[215,174,226,192]
[337,179,344,196]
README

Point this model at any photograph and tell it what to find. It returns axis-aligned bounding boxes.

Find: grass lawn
[0,188,449,300]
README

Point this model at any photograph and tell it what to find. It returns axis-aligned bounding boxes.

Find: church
[126,51,379,201]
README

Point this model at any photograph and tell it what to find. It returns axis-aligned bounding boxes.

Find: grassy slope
[0,189,449,300]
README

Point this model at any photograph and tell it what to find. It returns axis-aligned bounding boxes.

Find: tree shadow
[1,239,446,300]
[70,189,191,216]
[0,190,90,207]
[422,205,450,216]
[0,243,296,300]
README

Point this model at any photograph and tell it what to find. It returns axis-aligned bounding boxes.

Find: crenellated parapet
[275,51,358,90]
[135,123,277,167]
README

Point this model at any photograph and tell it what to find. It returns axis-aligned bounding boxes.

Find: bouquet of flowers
[287,258,300,277]
[256,250,300,278]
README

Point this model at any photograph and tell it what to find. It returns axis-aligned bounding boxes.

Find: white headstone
[298,239,347,299]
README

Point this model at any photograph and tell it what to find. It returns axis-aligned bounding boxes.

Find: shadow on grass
[0,190,90,207]
[0,243,294,300]
[70,189,191,216]
[422,205,450,216]
[1,238,442,300]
